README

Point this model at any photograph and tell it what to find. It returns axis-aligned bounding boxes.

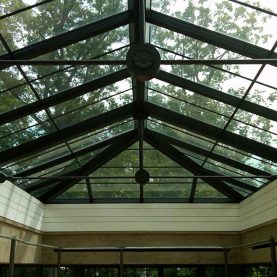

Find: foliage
[0,0,276,200]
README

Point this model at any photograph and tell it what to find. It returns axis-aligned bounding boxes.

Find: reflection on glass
[1,0,128,50]
[57,182,89,199]
[195,181,228,198]
[147,119,215,151]
[246,83,277,109]
[91,182,139,199]
[144,181,192,199]
[68,120,134,152]
[0,120,55,151]
[148,89,229,128]
[227,118,277,148]
[151,0,276,49]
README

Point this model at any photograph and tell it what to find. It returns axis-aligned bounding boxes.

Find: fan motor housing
[126,43,161,81]
[135,169,150,185]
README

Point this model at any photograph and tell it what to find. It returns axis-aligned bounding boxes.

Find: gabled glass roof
[0,0,276,204]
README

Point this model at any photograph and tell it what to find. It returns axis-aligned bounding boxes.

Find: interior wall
[0,180,276,265]
[0,220,42,264]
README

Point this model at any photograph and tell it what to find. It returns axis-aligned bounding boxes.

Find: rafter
[147,102,277,163]
[145,130,244,202]
[0,11,130,70]
[144,129,271,179]
[38,130,138,202]
[16,134,125,177]
[0,104,133,164]
[0,69,129,125]
[147,10,277,61]
[157,70,277,122]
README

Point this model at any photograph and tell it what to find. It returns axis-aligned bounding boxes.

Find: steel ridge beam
[0,69,130,125]
[25,130,137,193]
[147,10,277,61]
[144,129,268,185]
[147,102,277,163]
[39,131,138,202]
[0,103,134,164]
[0,11,130,70]
[157,70,277,122]
[16,134,125,178]
[144,131,244,202]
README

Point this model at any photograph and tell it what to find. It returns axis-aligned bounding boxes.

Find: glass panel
[1,0,128,50]
[148,88,229,128]
[214,143,277,174]
[147,119,215,151]
[0,83,37,113]
[246,1,277,13]
[0,67,26,92]
[0,120,55,151]
[0,110,49,137]
[258,65,277,89]
[164,267,198,277]
[157,44,262,81]
[57,182,89,199]
[123,268,158,277]
[83,267,118,277]
[149,79,236,117]
[160,64,252,97]
[151,0,276,49]
[68,120,134,152]
[246,83,277,109]
[227,118,277,148]
[51,82,132,129]
[204,159,266,187]
[144,181,192,199]
[91,182,139,199]
[2,143,70,174]
[0,41,6,55]
[0,0,42,16]
[195,181,228,198]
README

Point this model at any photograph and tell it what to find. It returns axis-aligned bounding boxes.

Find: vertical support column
[271,237,277,277]
[8,238,16,277]
[224,249,229,277]
[57,247,62,277]
[119,248,124,277]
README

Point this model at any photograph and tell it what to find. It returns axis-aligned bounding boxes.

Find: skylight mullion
[0,11,130,69]
[200,40,277,168]
[0,69,130,125]
[157,70,277,122]
[38,130,138,203]
[0,103,133,164]
[154,44,277,91]
[147,10,277,61]
[145,129,272,178]
[147,102,277,163]
[0,0,55,20]
[144,130,244,202]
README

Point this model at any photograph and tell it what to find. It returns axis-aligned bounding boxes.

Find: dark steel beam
[0,103,133,164]
[128,0,149,203]
[145,130,244,202]
[25,131,137,193]
[0,69,129,125]
[0,11,130,69]
[18,135,119,178]
[147,10,277,61]
[157,70,277,122]
[53,246,227,252]
[39,131,138,202]
[144,129,271,179]
[147,102,277,163]
[8,238,16,277]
